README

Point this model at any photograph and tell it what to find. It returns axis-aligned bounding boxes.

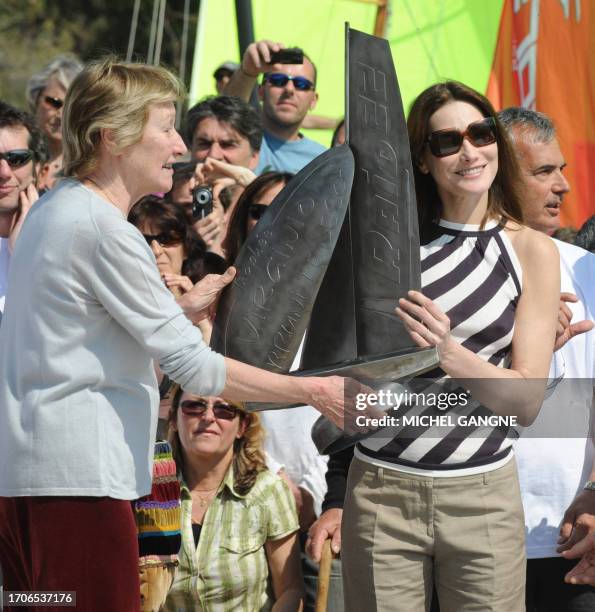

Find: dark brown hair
[128,195,226,282]
[222,171,293,264]
[407,80,524,229]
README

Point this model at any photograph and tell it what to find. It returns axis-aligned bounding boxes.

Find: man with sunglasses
[0,101,47,317]
[224,40,325,174]
[499,107,595,612]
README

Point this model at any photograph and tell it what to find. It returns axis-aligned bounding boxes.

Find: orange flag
[487,0,594,229]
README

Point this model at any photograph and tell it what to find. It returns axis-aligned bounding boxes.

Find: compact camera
[191,185,213,220]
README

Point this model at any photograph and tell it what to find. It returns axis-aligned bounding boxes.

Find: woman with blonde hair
[0,58,361,611]
[164,387,303,611]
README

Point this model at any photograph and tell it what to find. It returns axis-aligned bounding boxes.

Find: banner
[487,0,594,228]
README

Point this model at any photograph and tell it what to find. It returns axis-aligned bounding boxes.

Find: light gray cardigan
[0,180,226,499]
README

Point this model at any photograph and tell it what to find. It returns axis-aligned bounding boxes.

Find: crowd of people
[0,37,593,612]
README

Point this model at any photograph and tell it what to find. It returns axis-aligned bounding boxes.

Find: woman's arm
[265,533,304,612]
[396,229,560,426]
[221,358,366,430]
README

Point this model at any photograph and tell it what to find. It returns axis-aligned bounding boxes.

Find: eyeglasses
[180,399,241,420]
[43,95,64,110]
[426,117,497,158]
[0,149,34,168]
[142,231,182,247]
[263,73,315,91]
[248,203,268,221]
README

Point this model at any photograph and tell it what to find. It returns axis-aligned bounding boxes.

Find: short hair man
[499,107,570,235]
[185,95,262,171]
[224,41,326,174]
[499,107,595,611]
[213,62,239,95]
[0,101,47,315]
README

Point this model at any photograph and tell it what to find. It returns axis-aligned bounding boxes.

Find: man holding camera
[224,40,326,174]
[178,96,263,254]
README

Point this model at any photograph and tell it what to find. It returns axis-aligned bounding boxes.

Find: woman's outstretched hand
[395,290,454,359]
[177,267,236,322]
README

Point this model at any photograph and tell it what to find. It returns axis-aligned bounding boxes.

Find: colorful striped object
[133,440,181,567]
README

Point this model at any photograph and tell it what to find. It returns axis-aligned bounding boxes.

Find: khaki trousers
[341,456,526,612]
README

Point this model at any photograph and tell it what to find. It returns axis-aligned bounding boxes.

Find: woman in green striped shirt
[163,387,304,611]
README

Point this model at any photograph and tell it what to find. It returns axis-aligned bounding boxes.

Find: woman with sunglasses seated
[340,81,560,611]
[223,171,293,264]
[163,388,303,611]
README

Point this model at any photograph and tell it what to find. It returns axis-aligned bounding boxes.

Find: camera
[269,48,304,65]
[192,185,213,220]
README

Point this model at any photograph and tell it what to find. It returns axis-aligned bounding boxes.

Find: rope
[147,0,160,63]
[126,0,142,62]
[177,0,191,128]
[154,0,167,65]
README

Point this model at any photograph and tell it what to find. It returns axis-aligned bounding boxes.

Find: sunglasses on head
[248,203,268,221]
[180,399,241,420]
[426,117,497,158]
[263,73,315,91]
[142,231,182,247]
[0,149,34,168]
[43,95,64,110]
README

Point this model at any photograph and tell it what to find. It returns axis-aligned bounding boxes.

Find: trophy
[211,25,439,453]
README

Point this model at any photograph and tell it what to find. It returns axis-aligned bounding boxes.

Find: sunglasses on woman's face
[262,73,315,91]
[248,203,268,221]
[0,149,34,168]
[180,399,240,420]
[142,231,182,247]
[43,95,64,110]
[426,117,497,158]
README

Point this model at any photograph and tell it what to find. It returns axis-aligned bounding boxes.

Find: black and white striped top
[357,219,523,476]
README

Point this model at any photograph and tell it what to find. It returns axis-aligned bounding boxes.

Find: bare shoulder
[503,223,559,270]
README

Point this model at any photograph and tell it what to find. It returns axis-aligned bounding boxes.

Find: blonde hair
[62,57,184,179]
[168,386,268,495]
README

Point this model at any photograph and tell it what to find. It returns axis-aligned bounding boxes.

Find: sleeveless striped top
[357,219,523,475]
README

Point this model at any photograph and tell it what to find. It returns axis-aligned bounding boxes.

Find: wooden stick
[314,539,333,612]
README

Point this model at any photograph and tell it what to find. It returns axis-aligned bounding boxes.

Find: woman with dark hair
[223,170,293,264]
[341,81,560,611]
[129,195,227,293]
[163,387,303,610]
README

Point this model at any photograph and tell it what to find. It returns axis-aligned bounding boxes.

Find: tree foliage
[0,0,198,109]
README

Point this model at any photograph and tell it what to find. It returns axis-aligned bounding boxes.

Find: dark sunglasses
[180,399,240,420]
[263,73,315,91]
[426,117,497,158]
[248,203,269,221]
[0,149,34,168]
[43,95,64,110]
[142,231,182,247]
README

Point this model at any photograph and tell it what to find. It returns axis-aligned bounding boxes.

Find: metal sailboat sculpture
[210,26,438,452]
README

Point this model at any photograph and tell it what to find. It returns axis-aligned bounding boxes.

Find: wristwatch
[584,481,595,491]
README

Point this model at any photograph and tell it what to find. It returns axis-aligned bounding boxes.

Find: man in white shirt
[499,107,595,611]
[0,101,46,316]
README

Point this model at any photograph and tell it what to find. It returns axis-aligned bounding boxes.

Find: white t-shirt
[514,239,595,558]
[0,237,9,315]
[261,336,328,516]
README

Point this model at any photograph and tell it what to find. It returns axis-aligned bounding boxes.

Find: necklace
[85,177,120,210]
[192,485,219,507]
